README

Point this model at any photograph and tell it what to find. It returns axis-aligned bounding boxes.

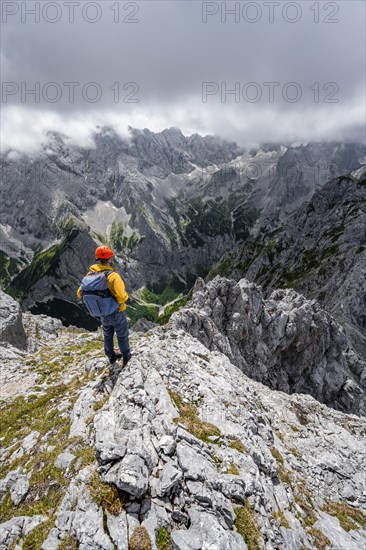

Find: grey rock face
[106,510,128,550]
[22,313,62,352]
[0,290,27,349]
[158,435,176,456]
[156,463,182,497]
[52,466,115,550]
[133,318,158,334]
[92,327,366,550]
[314,512,365,550]
[0,468,30,505]
[212,175,366,357]
[262,142,365,218]
[104,454,149,498]
[1,305,366,549]
[171,276,366,417]
[0,515,47,549]
[69,384,99,442]
[54,451,76,471]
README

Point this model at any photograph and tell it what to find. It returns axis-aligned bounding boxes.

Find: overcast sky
[1,0,365,152]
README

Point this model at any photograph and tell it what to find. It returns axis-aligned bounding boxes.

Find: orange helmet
[95,246,114,260]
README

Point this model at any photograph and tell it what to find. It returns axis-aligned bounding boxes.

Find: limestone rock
[0,290,27,350]
[0,515,47,549]
[54,452,76,471]
[104,454,149,498]
[1,291,366,550]
[156,462,182,496]
[170,277,366,417]
[0,468,30,506]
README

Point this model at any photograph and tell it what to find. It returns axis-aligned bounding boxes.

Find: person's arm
[108,272,129,305]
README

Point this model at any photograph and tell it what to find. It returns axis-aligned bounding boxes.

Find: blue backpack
[80,271,120,317]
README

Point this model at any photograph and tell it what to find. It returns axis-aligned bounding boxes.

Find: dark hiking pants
[101,310,130,360]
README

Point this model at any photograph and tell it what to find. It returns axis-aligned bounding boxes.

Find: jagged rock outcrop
[0,299,365,549]
[0,289,27,350]
[209,174,366,358]
[0,515,48,549]
[170,277,366,417]
[91,328,366,549]
[133,318,159,334]
[261,142,366,219]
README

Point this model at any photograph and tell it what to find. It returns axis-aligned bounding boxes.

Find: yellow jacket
[77,263,129,312]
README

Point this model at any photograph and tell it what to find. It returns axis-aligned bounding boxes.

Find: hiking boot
[109,350,122,365]
[122,352,132,367]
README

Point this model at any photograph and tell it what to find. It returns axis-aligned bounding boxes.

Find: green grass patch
[289,423,300,432]
[156,527,171,550]
[228,438,247,454]
[275,430,285,443]
[139,285,179,306]
[325,225,345,243]
[308,528,331,550]
[294,493,317,527]
[288,447,300,459]
[88,472,124,516]
[273,509,291,529]
[278,466,293,485]
[322,501,366,531]
[58,534,79,549]
[157,293,191,325]
[6,233,73,301]
[169,390,222,444]
[129,526,152,550]
[126,298,159,327]
[270,447,294,484]
[129,283,188,327]
[270,447,284,465]
[109,221,143,254]
[234,499,261,550]
[22,517,55,550]
[0,491,14,522]
[62,336,104,356]
[76,445,97,469]
[0,426,71,522]
[227,462,240,475]
[93,394,110,412]
[0,384,69,447]
[0,251,23,288]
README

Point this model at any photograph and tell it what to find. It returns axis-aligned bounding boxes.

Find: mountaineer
[77,246,132,366]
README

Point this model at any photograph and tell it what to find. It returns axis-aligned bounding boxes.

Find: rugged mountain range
[1,279,365,549]
[1,127,365,327]
[209,173,366,359]
[2,127,366,549]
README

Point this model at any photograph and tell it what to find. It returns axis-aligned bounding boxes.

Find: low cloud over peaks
[1,1,365,152]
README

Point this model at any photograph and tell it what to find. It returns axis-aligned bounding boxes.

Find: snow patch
[83,201,134,237]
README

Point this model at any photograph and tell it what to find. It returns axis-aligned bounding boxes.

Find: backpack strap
[85,270,113,278]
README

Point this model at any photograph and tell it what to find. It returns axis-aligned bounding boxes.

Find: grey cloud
[1,0,365,150]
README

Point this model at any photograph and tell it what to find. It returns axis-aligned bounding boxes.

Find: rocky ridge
[1,131,364,329]
[1,281,366,549]
[171,277,366,417]
[209,174,366,359]
[0,289,27,351]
